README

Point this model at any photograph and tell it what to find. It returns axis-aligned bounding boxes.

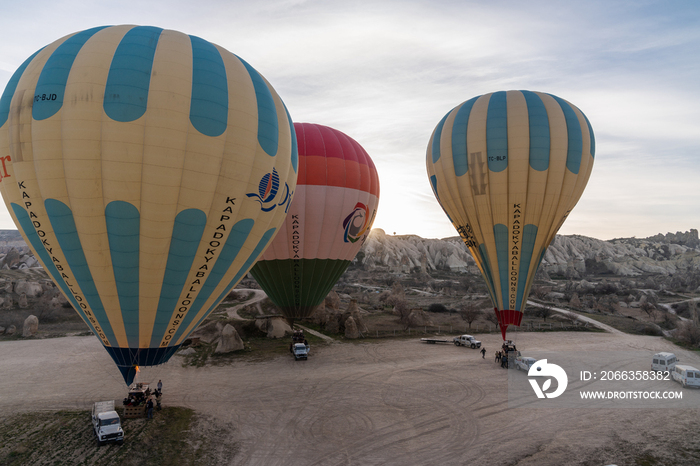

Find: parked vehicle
[292,342,309,360]
[421,337,451,344]
[453,335,481,348]
[671,364,700,388]
[515,355,537,372]
[290,329,310,360]
[92,401,124,446]
[651,352,678,372]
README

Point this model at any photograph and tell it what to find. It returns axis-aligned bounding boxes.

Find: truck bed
[420,338,451,344]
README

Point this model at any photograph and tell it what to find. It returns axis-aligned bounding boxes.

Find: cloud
[0,0,697,241]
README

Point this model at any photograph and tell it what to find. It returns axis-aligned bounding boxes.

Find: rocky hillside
[358,228,700,278]
[0,230,30,254]
[0,228,698,279]
[357,229,480,274]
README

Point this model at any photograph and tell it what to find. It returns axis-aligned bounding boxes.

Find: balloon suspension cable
[499,322,508,341]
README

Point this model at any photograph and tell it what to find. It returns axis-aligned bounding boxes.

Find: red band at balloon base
[494,308,523,340]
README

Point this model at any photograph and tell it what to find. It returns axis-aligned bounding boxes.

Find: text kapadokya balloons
[250,123,379,323]
[426,91,595,339]
[0,26,297,384]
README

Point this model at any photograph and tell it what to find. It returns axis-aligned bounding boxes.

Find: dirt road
[1,331,699,465]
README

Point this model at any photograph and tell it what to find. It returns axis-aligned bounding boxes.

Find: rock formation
[356,228,700,278]
[407,309,432,327]
[325,291,341,311]
[215,324,245,353]
[189,321,224,344]
[14,280,44,298]
[344,316,359,339]
[22,315,38,337]
[347,299,369,334]
[1,248,21,269]
[324,312,340,333]
[254,316,291,339]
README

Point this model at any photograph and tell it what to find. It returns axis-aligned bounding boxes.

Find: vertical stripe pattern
[33,27,109,120]
[189,35,228,137]
[0,25,297,385]
[104,26,163,122]
[426,90,595,339]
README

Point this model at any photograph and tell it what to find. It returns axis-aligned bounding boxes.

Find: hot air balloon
[426,90,595,340]
[0,25,297,384]
[250,123,379,324]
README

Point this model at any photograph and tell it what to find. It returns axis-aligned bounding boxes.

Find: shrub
[677,321,700,347]
[427,303,448,313]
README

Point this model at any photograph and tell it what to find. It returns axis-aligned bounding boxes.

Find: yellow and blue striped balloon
[426,90,595,340]
[0,26,298,384]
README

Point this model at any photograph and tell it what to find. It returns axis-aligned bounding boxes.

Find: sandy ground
[1,331,699,466]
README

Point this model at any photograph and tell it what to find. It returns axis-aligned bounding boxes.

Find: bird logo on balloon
[247,167,293,212]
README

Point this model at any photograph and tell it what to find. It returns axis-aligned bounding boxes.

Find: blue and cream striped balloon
[426,90,595,340]
[0,25,298,385]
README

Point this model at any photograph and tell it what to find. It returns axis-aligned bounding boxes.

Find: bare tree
[677,321,700,347]
[377,291,392,305]
[462,276,472,293]
[640,302,658,322]
[531,286,549,301]
[690,300,699,325]
[660,309,677,329]
[605,301,619,314]
[394,299,412,329]
[484,311,499,326]
[391,282,405,300]
[458,303,483,330]
[536,305,554,322]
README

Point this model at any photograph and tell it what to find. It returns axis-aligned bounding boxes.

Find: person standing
[480,347,486,359]
[157,380,163,393]
[147,397,154,419]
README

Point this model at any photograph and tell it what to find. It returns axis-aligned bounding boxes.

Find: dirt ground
[1,330,699,466]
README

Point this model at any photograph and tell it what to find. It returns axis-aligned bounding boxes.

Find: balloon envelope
[251,122,379,321]
[426,90,595,339]
[0,25,298,384]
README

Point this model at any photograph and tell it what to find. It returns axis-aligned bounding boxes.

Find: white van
[651,352,678,372]
[671,364,700,388]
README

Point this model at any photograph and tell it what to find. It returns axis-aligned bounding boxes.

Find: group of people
[495,350,509,368]
[475,341,517,369]
[495,341,518,368]
[122,379,163,419]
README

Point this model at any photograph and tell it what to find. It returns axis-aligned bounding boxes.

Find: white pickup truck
[453,334,482,348]
[292,342,309,360]
[92,401,124,446]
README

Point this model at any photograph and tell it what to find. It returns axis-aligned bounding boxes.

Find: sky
[0,0,698,240]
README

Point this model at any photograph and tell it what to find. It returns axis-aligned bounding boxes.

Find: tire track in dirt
[4,332,700,465]
[290,346,488,465]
